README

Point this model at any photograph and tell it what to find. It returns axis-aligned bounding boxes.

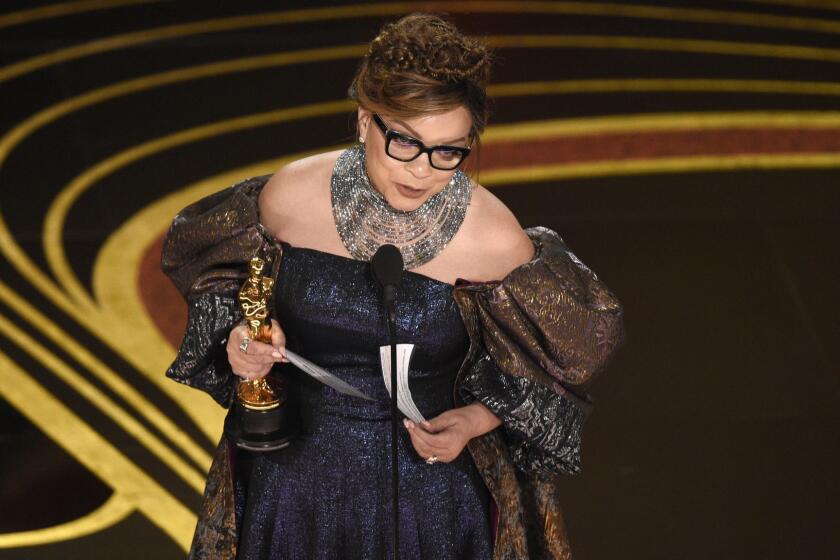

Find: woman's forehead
[383,107,471,144]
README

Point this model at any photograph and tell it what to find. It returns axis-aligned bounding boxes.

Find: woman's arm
[161,175,281,406]
[402,196,528,464]
[411,225,624,474]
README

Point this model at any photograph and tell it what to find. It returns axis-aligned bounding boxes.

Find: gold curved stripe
[50,107,349,328]
[8,41,840,325]
[89,142,840,430]
[16,68,840,310]
[5,1,840,84]
[481,153,840,186]
[482,111,840,141]
[0,307,205,493]
[40,100,351,438]
[42,109,355,313]
[0,350,195,551]
[739,0,840,11]
[0,0,169,29]
[0,44,365,193]
[36,104,840,456]
[3,29,838,329]
[11,72,835,180]
[0,3,409,84]
[0,279,212,472]
[0,59,828,322]
[0,14,784,512]
[530,2,840,35]
[93,147,345,361]
[0,48,361,447]
[43,106,840,319]
[484,33,840,63]
[1,1,832,520]
[29,64,840,307]
[0,44,366,445]
[94,148,840,398]
[4,3,835,552]
[101,148,840,370]
[39,83,840,310]
[488,78,840,98]
[0,494,132,548]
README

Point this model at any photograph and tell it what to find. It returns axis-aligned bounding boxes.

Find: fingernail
[402,419,409,429]
[272,351,282,358]
[422,421,431,427]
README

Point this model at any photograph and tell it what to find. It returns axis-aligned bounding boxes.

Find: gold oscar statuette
[227,256,292,451]
[237,257,282,409]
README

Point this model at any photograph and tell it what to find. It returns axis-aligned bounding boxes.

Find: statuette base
[227,374,294,451]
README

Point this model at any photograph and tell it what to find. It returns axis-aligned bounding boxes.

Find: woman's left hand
[403,403,501,463]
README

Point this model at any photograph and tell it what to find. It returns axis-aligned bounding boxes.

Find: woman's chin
[384,193,429,212]
[389,200,423,212]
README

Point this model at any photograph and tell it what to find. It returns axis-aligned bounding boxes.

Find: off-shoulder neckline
[277,240,456,289]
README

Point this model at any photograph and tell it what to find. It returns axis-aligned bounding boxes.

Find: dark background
[1,1,838,558]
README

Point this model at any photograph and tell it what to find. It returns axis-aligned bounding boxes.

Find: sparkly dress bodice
[233,244,492,560]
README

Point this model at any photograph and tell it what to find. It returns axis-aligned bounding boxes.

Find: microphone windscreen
[371,244,404,287]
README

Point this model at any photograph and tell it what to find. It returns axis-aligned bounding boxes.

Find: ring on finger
[239,336,251,354]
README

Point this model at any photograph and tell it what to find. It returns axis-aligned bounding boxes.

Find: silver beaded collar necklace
[331,143,472,270]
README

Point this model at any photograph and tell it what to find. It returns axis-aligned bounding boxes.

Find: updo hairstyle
[349,14,492,140]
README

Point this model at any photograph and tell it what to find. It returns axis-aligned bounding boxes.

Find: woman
[162,14,624,560]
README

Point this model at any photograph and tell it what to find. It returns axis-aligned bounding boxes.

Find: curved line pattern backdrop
[1,1,838,558]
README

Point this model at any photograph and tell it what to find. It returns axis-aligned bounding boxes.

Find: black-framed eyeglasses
[372,113,471,171]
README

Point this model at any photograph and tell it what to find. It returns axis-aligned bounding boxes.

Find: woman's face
[357,105,473,212]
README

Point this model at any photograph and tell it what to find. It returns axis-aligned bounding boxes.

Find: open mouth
[395,182,425,198]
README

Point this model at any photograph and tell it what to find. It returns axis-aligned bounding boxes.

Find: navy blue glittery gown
[233,243,493,560]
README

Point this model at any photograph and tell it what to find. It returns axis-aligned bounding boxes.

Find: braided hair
[350,14,492,138]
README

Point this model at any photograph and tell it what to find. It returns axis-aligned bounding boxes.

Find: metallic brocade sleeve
[473,228,625,391]
[160,174,280,407]
[454,227,624,476]
[165,292,242,407]
[460,353,586,475]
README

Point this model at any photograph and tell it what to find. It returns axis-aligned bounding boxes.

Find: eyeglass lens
[387,136,465,170]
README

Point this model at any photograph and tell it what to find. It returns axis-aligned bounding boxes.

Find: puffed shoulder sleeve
[455,227,624,475]
[160,174,280,407]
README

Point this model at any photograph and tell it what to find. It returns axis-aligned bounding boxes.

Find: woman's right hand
[226,318,289,381]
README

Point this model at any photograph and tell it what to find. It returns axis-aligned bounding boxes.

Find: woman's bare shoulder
[258,150,342,234]
[460,183,535,278]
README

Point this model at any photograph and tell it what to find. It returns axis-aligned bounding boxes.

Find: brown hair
[349,14,492,139]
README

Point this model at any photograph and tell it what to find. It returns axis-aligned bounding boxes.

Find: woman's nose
[406,154,433,178]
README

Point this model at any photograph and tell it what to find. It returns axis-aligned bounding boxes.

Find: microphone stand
[372,244,403,560]
[385,293,399,560]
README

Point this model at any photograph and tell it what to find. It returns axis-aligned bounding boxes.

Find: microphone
[371,244,404,320]
[371,244,404,560]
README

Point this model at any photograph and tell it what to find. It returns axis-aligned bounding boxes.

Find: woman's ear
[357,108,371,142]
